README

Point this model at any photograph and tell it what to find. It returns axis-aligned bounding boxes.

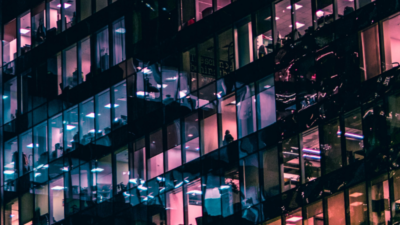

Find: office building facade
[0,0,400,224]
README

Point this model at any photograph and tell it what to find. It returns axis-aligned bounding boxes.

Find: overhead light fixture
[175,181,183,188]
[20,28,30,34]
[26,143,33,148]
[138,185,148,191]
[302,148,320,154]
[220,185,230,190]
[349,192,363,197]
[289,22,305,29]
[51,186,65,190]
[86,112,95,118]
[287,4,303,10]
[3,170,14,174]
[337,131,364,139]
[57,3,72,8]
[316,10,324,18]
[2,95,8,99]
[91,168,104,173]
[286,216,302,222]
[89,129,96,133]
[187,190,202,195]
[303,154,321,160]
[115,28,126,34]
[35,173,41,177]
[104,103,119,108]
[350,202,363,206]
[165,77,177,81]
[66,125,76,130]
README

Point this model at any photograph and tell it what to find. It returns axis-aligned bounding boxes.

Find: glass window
[112,81,127,128]
[166,187,184,225]
[48,0,61,36]
[34,184,49,224]
[64,106,79,152]
[65,167,80,216]
[162,56,179,104]
[113,18,126,65]
[201,102,219,154]
[344,109,364,164]
[220,94,237,146]
[181,0,196,28]
[96,0,108,12]
[255,6,273,59]
[4,138,18,188]
[294,0,313,37]
[198,38,216,89]
[148,129,164,179]
[96,90,111,138]
[285,209,302,225]
[327,192,345,224]
[79,99,95,145]
[282,135,300,191]
[80,163,93,208]
[19,12,31,54]
[218,29,234,77]
[322,118,342,175]
[359,0,375,8]
[349,182,367,225]
[240,153,260,208]
[3,19,17,66]
[184,178,203,224]
[64,0,76,29]
[32,2,46,47]
[133,138,146,184]
[5,198,19,225]
[4,77,18,123]
[166,120,182,171]
[21,71,33,114]
[20,130,33,176]
[260,147,280,198]
[95,154,113,203]
[392,169,400,223]
[236,16,253,68]
[184,113,200,162]
[237,84,256,138]
[80,37,91,83]
[48,52,63,96]
[33,122,48,181]
[337,0,355,17]
[50,177,64,223]
[256,75,276,129]
[49,114,63,161]
[382,14,400,71]
[204,171,221,218]
[115,146,129,193]
[264,217,281,225]
[305,201,323,224]
[180,47,195,95]
[63,44,78,89]
[96,27,109,72]
[370,176,390,225]
[80,0,92,20]
[302,127,321,182]
[20,194,33,225]
[275,0,292,48]
[360,24,381,81]
[316,0,333,28]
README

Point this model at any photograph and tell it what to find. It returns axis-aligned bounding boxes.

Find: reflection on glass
[236,16,253,68]
[337,0,354,17]
[96,27,109,72]
[181,0,196,28]
[392,169,400,223]
[112,81,127,129]
[49,114,63,160]
[275,0,292,47]
[166,120,182,171]
[305,201,323,224]
[96,90,111,138]
[286,209,302,225]
[220,94,237,146]
[3,19,17,66]
[198,38,216,88]
[256,6,273,59]
[359,0,375,8]
[5,198,19,225]
[302,127,321,182]
[19,12,31,54]
[344,109,364,164]
[184,178,203,224]
[113,18,126,65]
[50,177,64,223]
[116,146,129,193]
[294,0,313,37]
[360,24,381,81]
[4,138,18,189]
[33,122,48,182]
[316,0,333,28]
[322,118,342,175]
[383,15,400,71]
[96,0,108,12]
[184,113,200,162]
[257,75,276,129]
[32,3,46,47]
[64,0,76,29]
[4,77,18,123]
[162,56,179,104]
[349,183,367,225]
[218,29,234,76]
[240,154,260,208]
[237,84,256,138]
[282,135,300,191]
[260,147,279,198]
[64,106,79,152]
[133,138,146,184]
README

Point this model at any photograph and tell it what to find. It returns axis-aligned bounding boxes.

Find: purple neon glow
[302,148,320,154]
[303,154,321,160]
[337,131,364,139]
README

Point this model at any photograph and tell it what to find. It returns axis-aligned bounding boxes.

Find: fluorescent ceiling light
[287,4,303,10]
[289,22,305,29]
[91,168,104,173]
[302,148,320,154]
[66,125,76,130]
[138,185,148,191]
[57,3,71,8]
[35,173,41,177]
[156,84,168,88]
[220,185,230,190]
[286,216,302,222]
[115,28,126,34]
[26,143,33,148]
[350,202,363,206]
[20,28,30,34]
[89,129,96,133]
[165,77,177,81]
[349,192,363,197]
[3,95,8,99]
[187,190,202,195]
[316,10,324,18]
[303,154,321,160]
[86,112,95,118]
[104,103,119,108]
[51,186,65,190]
[175,181,183,188]
[3,170,14,174]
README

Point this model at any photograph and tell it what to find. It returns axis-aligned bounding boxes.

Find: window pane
[197,0,213,20]
[305,201,323,225]
[112,81,127,128]
[96,27,109,71]
[295,0,313,37]
[392,169,400,223]
[64,44,78,89]
[47,52,63,96]
[260,147,280,198]
[166,120,181,171]
[80,163,93,208]
[33,122,48,182]
[48,0,61,36]
[204,171,221,217]
[240,154,260,208]
[49,114,63,161]
[275,0,292,48]
[96,90,111,138]
[302,127,321,182]
[181,48,195,94]
[218,29,234,76]
[34,184,49,224]
[220,94,237,146]
[162,56,179,104]
[20,131,33,176]
[50,178,64,223]
[236,17,253,68]
[256,6,273,59]
[337,0,354,17]
[360,25,381,81]
[32,2,46,47]
[148,129,164,179]
[4,77,18,123]
[370,177,390,225]
[113,19,126,65]
[282,135,300,191]
[21,71,33,113]
[64,0,76,29]
[4,138,18,188]
[237,84,256,138]
[327,192,345,224]
[96,0,108,12]
[349,183,367,225]
[64,106,79,152]
[80,0,92,20]
[285,209,302,225]
[20,12,31,54]
[198,38,216,88]
[65,167,80,215]
[344,109,364,164]
[80,37,91,83]
[382,15,400,71]
[133,138,146,184]
[80,99,95,145]
[184,113,200,162]
[201,102,219,154]
[322,119,342,174]
[5,198,19,225]
[316,0,333,28]
[257,75,276,129]
[181,0,195,28]
[184,178,203,224]
[3,19,17,65]
[359,0,375,8]
[166,188,184,225]
[96,154,113,203]
[116,146,129,193]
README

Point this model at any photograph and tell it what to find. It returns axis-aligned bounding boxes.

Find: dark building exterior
[0,0,400,224]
